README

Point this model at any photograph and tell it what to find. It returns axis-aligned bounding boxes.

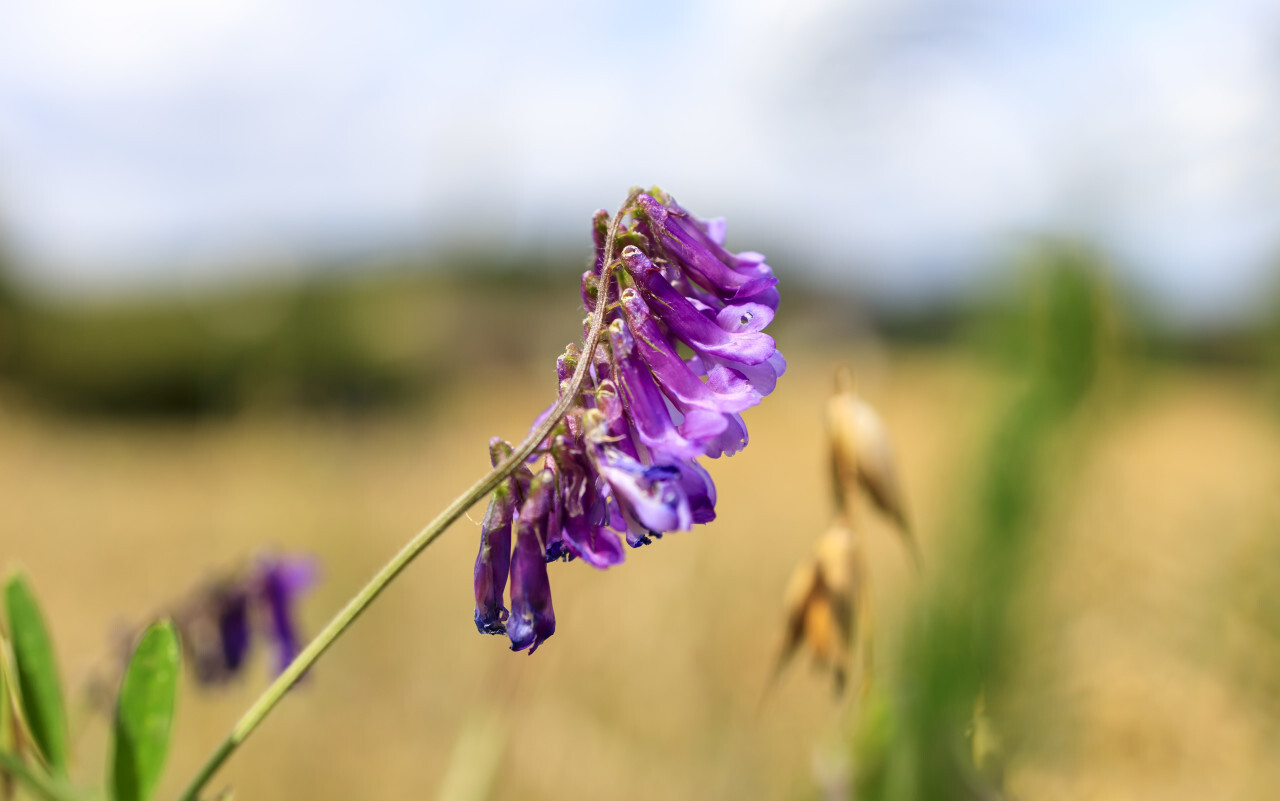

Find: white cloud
[0,0,1277,324]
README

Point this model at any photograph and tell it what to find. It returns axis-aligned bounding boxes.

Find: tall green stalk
[853,251,1107,800]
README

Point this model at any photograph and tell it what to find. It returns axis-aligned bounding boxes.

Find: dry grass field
[1,345,1276,800]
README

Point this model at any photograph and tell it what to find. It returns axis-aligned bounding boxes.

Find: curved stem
[173,189,641,801]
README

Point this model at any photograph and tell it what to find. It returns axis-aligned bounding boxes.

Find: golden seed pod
[827,366,919,567]
[768,366,915,697]
[774,521,866,693]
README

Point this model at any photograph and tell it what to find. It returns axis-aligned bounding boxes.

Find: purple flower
[216,588,251,675]
[634,192,780,310]
[583,409,692,533]
[258,556,318,674]
[471,188,783,652]
[548,434,626,568]
[607,319,727,462]
[177,553,319,685]
[507,470,557,653]
[621,245,777,366]
[473,484,516,634]
[618,287,762,415]
[180,582,252,685]
[474,439,524,634]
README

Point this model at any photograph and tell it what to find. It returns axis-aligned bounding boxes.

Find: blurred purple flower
[177,553,319,685]
[258,556,318,674]
[471,188,783,653]
[214,587,251,678]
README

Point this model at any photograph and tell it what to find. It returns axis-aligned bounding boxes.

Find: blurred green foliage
[0,238,1270,418]
[0,249,19,377]
[0,262,580,417]
[852,244,1112,800]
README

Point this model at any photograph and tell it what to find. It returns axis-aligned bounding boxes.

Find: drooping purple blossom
[471,188,784,653]
[213,586,251,679]
[258,556,318,674]
[176,553,319,685]
[506,470,558,653]
[473,438,526,634]
[473,486,515,634]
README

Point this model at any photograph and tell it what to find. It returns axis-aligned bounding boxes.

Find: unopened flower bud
[507,470,558,653]
[827,366,917,566]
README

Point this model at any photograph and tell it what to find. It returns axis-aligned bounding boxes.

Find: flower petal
[619,289,762,415]
[622,247,777,366]
[259,556,319,674]
[583,410,693,533]
[473,485,515,635]
[507,471,558,653]
[636,193,779,306]
[608,319,725,461]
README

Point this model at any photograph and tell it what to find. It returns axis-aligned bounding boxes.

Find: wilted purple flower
[176,553,319,685]
[471,188,783,652]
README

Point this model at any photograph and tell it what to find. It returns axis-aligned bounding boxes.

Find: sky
[0,0,1277,325]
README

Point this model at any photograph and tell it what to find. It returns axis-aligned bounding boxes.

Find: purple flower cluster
[473,190,784,653]
[177,554,318,684]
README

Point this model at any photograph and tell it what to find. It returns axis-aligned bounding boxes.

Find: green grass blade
[0,751,81,801]
[1,633,11,801]
[1,634,10,754]
[110,621,180,801]
[0,751,77,801]
[4,573,69,775]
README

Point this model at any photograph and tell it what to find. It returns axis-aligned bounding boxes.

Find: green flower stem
[173,190,640,801]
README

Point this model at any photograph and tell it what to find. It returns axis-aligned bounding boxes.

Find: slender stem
[173,190,640,801]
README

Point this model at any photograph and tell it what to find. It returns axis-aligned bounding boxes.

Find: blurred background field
[0,261,1278,799]
[3,1,1280,798]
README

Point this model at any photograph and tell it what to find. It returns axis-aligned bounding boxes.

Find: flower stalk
[172,189,642,801]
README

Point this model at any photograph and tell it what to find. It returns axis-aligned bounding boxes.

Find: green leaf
[4,573,69,775]
[110,621,180,801]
